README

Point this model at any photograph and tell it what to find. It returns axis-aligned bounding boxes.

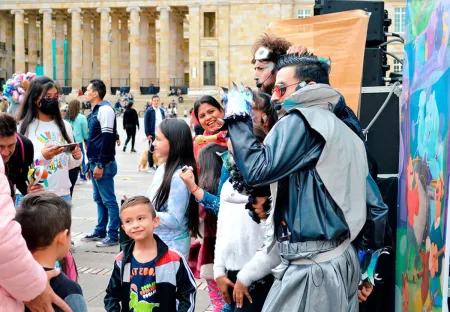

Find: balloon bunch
[2,72,36,105]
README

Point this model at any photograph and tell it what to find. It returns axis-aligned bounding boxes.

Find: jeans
[79,143,87,179]
[90,161,120,241]
[124,127,136,149]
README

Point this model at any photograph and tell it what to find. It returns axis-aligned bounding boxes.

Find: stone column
[157,5,171,92]
[39,8,53,77]
[11,9,25,73]
[188,3,201,89]
[148,19,157,81]
[97,7,111,93]
[55,15,65,82]
[5,15,13,76]
[68,8,82,94]
[119,16,129,86]
[218,2,230,87]
[127,6,140,94]
[280,0,294,19]
[139,12,149,85]
[176,14,185,81]
[168,12,178,82]
[110,13,120,87]
[27,14,38,73]
[82,14,92,84]
[93,17,101,78]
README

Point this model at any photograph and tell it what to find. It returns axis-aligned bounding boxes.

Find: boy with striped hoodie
[105,196,196,312]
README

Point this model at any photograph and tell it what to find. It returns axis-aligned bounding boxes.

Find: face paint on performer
[254,61,276,93]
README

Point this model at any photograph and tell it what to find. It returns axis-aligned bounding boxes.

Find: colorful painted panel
[396,0,450,311]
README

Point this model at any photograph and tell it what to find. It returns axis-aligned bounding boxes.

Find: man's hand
[71,145,82,160]
[93,166,104,180]
[216,276,234,305]
[233,279,252,309]
[286,45,308,55]
[358,281,374,303]
[41,146,64,160]
[179,166,197,191]
[24,270,72,312]
[253,196,269,220]
[27,182,44,194]
[116,140,121,147]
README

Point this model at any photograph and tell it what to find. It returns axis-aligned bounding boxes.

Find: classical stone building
[0,0,405,95]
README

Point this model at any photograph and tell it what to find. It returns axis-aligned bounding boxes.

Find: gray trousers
[263,244,360,312]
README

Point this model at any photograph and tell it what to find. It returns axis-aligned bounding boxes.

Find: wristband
[190,186,199,193]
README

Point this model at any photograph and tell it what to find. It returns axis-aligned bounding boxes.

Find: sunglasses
[271,81,310,97]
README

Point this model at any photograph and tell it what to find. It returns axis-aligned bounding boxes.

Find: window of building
[203,61,215,86]
[203,12,216,37]
[297,9,311,18]
[393,59,403,72]
[394,8,406,33]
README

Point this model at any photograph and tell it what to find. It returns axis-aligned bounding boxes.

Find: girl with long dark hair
[18,76,82,203]
[147,119,200,258]
[122,101,139,153]
[65,99,89,191]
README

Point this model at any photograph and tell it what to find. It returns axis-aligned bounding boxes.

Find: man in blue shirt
[83,79,120,247]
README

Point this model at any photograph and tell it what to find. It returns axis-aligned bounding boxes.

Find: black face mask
[38,98,60,115]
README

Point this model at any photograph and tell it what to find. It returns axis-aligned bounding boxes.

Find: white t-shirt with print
[20,119,82,196]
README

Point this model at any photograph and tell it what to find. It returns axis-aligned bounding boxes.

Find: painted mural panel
[396,0,450,311]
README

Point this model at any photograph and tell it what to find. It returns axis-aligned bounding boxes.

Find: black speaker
[314,0,385,45]
[359,86,400,175]
[363,48,383,87]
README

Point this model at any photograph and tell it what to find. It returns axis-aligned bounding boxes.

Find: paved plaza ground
[70,117,212,311]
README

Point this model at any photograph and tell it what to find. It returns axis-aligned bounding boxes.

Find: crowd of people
[0,32,391,312]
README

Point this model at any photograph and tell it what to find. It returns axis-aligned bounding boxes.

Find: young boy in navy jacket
[105,196,196,311]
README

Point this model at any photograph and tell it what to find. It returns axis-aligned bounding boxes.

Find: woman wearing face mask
[18,76,82,203]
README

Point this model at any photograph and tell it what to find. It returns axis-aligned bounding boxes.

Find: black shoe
[131,149,137,153]
[81,233,105,242]
[123,145,126,152]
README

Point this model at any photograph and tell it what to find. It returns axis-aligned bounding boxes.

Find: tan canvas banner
[266,10,369,113]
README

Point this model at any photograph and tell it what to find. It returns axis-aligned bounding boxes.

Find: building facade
[0,0,405,95]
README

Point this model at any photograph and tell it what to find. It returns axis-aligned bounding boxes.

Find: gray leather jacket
[228,112,388,249]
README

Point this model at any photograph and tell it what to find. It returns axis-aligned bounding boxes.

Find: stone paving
[70,117,212,311]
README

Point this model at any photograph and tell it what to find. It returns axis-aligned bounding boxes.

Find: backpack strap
[16,134,25,163]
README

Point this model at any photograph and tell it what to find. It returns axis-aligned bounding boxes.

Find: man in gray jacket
[227,53,386,312]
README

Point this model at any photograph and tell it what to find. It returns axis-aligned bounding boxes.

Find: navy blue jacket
[144,107,165,138]
[87,101,117,166]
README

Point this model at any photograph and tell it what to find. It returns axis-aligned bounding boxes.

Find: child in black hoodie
[105,196,196,311]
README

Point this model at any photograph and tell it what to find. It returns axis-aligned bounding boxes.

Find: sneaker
[131,149,137,153]
[81,233,105,242]
[123,146,126,152]
[96,237,119,247]
[148,167,156,173]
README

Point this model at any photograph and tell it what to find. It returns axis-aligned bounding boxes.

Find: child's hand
[194,135,207,144]
[358,281,373,302]
[233,279,252,309]
[71,145,82,160]
[179,166,197,191]
[216,276,234,305]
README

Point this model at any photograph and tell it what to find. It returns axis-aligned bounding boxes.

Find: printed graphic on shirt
[129,256,159,311]
[35,131,70,174]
